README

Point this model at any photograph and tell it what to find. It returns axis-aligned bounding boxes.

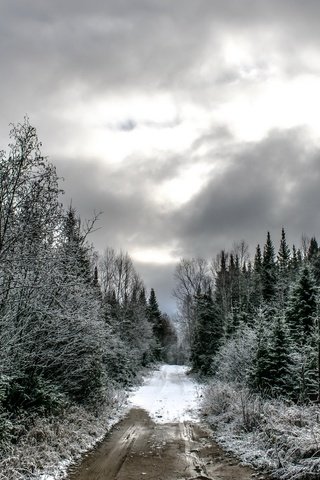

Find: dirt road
[67,366,265,480]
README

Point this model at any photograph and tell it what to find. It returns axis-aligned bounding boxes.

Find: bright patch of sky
[131,247,178,265]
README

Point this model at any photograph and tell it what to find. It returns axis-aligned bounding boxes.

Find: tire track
[67,408,268,480]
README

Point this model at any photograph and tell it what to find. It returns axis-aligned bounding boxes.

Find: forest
[174,229,320,477]
[0,119,176,478]
[175,230,320,400]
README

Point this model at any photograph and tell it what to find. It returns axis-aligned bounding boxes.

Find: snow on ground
[129,364,201,423]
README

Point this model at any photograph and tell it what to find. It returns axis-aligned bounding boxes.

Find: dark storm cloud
[175,128,320,258]
[2,0,320,312]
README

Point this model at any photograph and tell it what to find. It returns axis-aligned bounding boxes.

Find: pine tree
[254,244,263,274]
[278,228,291,273]
[229,253,242,332]
[277,228,291,310]
[268,316,293,396]
[262,232,277,302]
[308,237,319,263]
[251,244,263,308]
[190,289,223,375]
[139,287,147,306]
[286,266,316,342]
[147,288,163,360]
[251,315,293,397]
[297,248,303,265]
[62,206,92,283]
[215,250,229,325]
[251,313,272,392]
[290,244,300,277]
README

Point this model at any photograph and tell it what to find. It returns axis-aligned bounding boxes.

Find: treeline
[0,119,176,442]
[175,229,320,401]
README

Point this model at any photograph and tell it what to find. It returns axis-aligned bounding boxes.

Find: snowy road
[129,364,200,423]
[67,365,265,480]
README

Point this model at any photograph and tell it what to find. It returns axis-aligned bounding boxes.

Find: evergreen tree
[289,244,300,277]
[268,316,293,396]
[278,227,291,273]
[251,244,263,308]
[62,206,92,283]
[215,250,229,325]
[262,232,277,302]
[286,266,317,342]
[147,288,164,360]
[254,244,263,274]
[297,248,303,266]
[190,289,223,375]
[250,312,272,392]
[277,228,291,310]
[307,237,319,263]
[139,287,147,306]
[252,315,293,397]
[228,253,242,332]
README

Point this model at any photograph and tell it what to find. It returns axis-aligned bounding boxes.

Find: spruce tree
[254,244,263,274]
[190,289,223,375]
[147,288,163,360]
[278,228,291,273]
[308,237,319,263]
[229,253,241,332]
[277,228,291,310]
[268,316,293,397]
[215,250,229,324]
[251,244,263,308]
[290,244,300,277]
[251,313,272,393]
[286,266,317,342]
[262,232,277,302]
[252,315,293,397]
[62,206,92,283]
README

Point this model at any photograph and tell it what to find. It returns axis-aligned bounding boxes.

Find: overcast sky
[1,1,320,313]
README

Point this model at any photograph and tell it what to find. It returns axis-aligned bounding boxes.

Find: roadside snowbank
[129,364,201,423]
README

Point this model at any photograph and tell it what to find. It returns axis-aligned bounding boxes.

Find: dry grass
[202,381,320,479]
[0,388,127,480]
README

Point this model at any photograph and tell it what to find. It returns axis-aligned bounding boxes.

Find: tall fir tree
[251,312,272,392]
[289,244,300,277]
[147,288,164,360]
[286,266,317,342]
[62,206,92,283]
[268,316,293,396]
[251,244,263,308]
[277,227,291,310]
[262,232,277,303]
[278,228,291,273]
[215,250,230,324]
[307,237,319,263]
[190,288,223,375]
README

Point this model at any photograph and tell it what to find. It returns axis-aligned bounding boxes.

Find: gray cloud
[2,1,320,313]
[175,128,320,258]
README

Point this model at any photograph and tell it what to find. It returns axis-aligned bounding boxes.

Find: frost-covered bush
[202,381,320,479]
[203,381,263,432]
[0,389,126,480]
[0,376,12,444]
[3,374,66,415]
[213,325,257,385]
[203,381,236,417]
